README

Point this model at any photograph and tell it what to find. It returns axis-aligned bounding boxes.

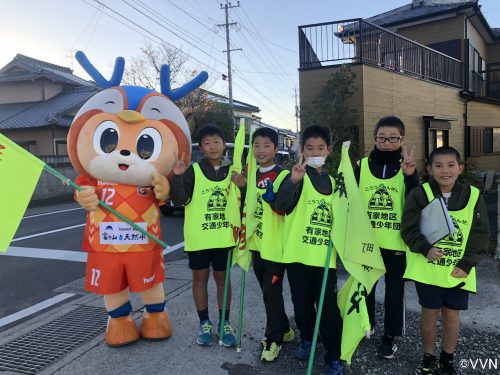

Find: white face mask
[306,156,326,168]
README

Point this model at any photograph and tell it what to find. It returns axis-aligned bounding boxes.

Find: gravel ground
[219,301,500,375]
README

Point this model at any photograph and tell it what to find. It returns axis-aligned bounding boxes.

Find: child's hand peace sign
[290,155,308,184]
[401,145,416,176]
[173,152,187,175]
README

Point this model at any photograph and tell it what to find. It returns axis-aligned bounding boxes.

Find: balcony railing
[299,19,462,88]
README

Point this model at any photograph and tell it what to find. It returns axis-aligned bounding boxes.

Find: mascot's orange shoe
[140,310,172,340]
[105,315,140,347]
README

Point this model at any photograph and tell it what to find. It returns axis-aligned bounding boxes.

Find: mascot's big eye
[137,127,162,161]
[93,121,120,154]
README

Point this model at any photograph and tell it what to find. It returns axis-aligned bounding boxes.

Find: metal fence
[299,19,462,87]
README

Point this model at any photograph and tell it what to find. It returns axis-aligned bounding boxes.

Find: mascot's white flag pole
[44,164,167,249]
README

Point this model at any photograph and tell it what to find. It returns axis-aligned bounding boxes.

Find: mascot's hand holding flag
[332,141,386,364]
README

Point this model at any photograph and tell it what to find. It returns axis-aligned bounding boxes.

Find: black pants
[287,263,343,363]
[252,251,290,344]
[366,249,406,337]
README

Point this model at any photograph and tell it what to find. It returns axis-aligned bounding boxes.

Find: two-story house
[0,54,98,156]
[298,0,499,171]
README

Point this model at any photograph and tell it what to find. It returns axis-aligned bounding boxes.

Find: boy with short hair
[355,115,419,359]
[275,125,343,375]
[245,127,294,361]
[401,146,490,375]
[170,124,244,347]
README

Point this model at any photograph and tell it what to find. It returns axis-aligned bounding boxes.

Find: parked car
[160,142,248,216]
[274,150,291,168]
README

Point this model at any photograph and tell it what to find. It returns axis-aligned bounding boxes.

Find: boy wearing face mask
[275,125,344,375]
[354,116,419,359]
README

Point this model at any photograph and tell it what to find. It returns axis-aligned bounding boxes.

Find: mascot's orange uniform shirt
[75,175,163,253]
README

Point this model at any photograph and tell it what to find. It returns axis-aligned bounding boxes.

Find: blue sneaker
[326,360,343,375]
[217,320,236,347]
[196,320,214,346]
[294,340,312,360]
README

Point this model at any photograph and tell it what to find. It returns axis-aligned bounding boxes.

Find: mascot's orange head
[68,51,208,187]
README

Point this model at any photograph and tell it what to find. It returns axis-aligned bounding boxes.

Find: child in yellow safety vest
[170,124,245,347]
[275,125,344,375]
[401,146,490,375]
[354,115,419,359]
[232,127,295,362]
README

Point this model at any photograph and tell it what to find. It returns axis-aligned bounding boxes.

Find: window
[469,127,500,155]
[483,128,500,153]
[487,63,500,100]
[54,139,68,155]
[429,129,449,151]
[467,44,485,95]
[427,39,461,60]
[424,118,451,157]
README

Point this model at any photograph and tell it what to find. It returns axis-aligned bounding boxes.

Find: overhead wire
[80,0,294,127]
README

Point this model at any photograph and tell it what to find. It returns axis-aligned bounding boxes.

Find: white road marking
[0,242,185,326]
[2,241,185,262]
[23,207,83,219]
[0,293,76,328]
[3,247,88,262]
[11,224,86,242]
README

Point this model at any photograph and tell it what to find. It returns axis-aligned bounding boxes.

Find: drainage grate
[53,277,87,295]
[0,305,107,374]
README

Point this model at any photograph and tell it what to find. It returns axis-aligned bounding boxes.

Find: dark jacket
[275,166,332,215]
[401,180,490,273]
[354,147,419,197]
[170,157,232,206]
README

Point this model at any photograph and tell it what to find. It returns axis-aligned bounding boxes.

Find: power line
[82,0,225,76]
[79,0,294,128]
[120,0,228,68]
[162,0,225,42]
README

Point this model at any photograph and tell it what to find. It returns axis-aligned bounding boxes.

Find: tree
[123,42,187,91]
[300,65,359,172]
[123,42,234,141]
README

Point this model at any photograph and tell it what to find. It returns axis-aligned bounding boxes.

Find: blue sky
[2,0,500,131]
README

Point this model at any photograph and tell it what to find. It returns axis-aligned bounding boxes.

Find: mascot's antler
[75,51,125,89]
[160,65,208,101]
[75,50,208,101]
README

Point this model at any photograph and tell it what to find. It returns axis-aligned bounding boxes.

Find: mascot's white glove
[151,173,170,201]
[75,186,99,211]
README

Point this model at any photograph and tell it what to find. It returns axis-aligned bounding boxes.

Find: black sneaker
[434,361,457,375]
[415,354,437,375]
[377,341,397,359]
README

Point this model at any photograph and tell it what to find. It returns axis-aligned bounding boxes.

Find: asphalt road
[0,198,186,329]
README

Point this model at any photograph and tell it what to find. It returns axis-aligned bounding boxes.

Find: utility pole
[294,86,300,147]
[218,1,242,131]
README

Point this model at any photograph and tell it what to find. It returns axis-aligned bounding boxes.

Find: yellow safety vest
[248,170,289,262]
[404,183,478,292]
[282,173,336,268]
[184,163,237,251]
[359,157,405,251]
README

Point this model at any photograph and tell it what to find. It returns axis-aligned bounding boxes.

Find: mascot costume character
[68,51,207,347]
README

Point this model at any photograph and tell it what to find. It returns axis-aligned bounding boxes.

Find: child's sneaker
[283,327,295,343]
[261,340,281,362]
[434,361,457,375]
[196,320,214,346]
[294,339,312,360]
[377,341,397,359]
[217,320,236,347]
[326,359,344,375]
[261,327,295,347]
[415,354,437,375]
